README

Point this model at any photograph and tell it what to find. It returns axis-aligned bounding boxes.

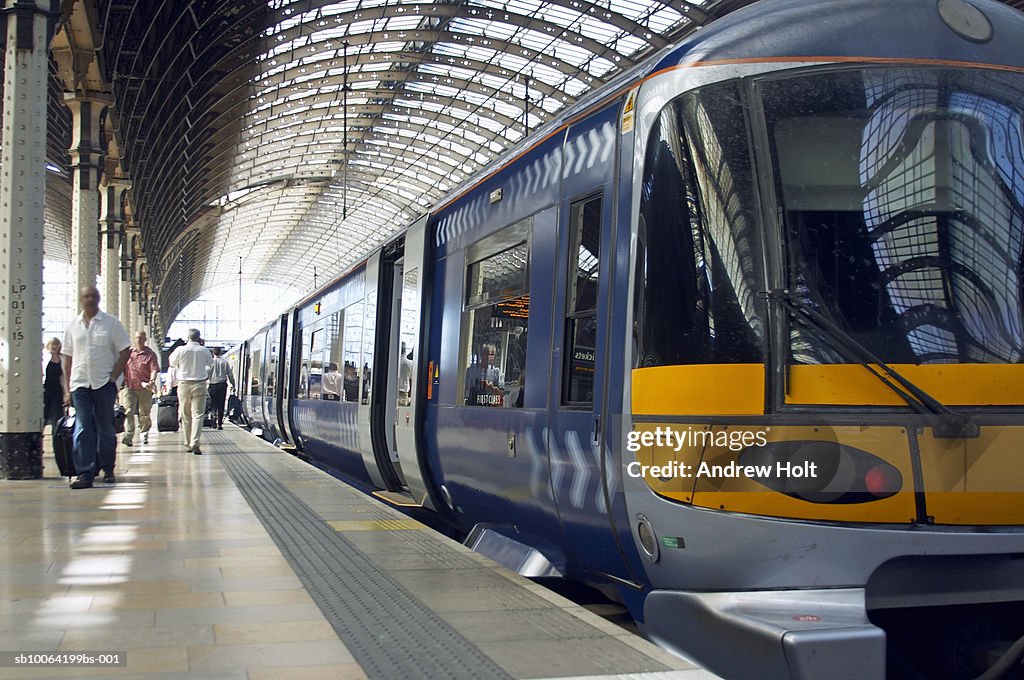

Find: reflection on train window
[462,229,530,408]
[763,68,1024,364]
[343,301,362,402]
[249,340,263,396]
[637,82,765,368]
[397,267,419,407]
[322,312,343,401]
[266,336,279,397]
[308,327,325,399]
[564,194,602,405]
[361,293,376,405]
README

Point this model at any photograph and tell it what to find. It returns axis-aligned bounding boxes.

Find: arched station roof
[11,0,1024,331]
[92,0,754,327]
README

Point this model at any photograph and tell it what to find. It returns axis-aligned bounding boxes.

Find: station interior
[2,0,1024,679]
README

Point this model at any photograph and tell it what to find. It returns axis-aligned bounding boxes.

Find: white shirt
[169,342,213,381]
[62,311,131,392]
[208,356,234,386]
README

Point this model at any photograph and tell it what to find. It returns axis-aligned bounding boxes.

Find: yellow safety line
[327,519,424,532]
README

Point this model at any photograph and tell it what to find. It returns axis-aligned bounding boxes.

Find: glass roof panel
[140,0,725,327]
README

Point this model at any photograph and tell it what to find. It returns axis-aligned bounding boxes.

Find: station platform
[2,425,716,680]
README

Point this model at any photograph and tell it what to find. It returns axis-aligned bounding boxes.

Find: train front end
[620,0,1024,678]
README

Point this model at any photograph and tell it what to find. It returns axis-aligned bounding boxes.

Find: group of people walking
[44,284,235,488]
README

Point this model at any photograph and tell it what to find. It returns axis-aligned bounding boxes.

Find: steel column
[99,180,128,319]
[0,0,58,479]
[64,93,106,301]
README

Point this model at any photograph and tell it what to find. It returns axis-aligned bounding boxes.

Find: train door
[246,333,264,429]
[277,310,299,447]
[389,216,434,508]
[262,319,280,441]
[357,253,390,489]
[236,340,249,423]
[549,109,640,585]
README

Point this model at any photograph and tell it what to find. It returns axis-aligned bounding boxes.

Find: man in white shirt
[206,347,235,430]
[61,285,131,488]
[169,329,212,454]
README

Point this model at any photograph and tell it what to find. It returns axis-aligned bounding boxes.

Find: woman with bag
[43,337,67,437]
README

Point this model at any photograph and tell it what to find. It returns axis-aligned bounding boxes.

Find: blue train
[237,0,1024,677]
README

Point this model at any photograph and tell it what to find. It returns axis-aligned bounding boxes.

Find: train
[232,0,1024,677]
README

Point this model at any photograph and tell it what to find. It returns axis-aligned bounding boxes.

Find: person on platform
[61,285,131,489]
[42,338,67,442]
[121,330,161,446]
[207,347,235,429]
[169,329,212,454]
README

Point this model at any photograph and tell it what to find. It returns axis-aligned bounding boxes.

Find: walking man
[207,348,235,430]
[121,330,161,446]
[61,285,131,488]
[169,329,212,454]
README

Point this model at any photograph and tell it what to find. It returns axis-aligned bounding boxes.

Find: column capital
[62,90,112,106]
[64,92,108,169]
[99,179,131,237]
[99,175,132,191]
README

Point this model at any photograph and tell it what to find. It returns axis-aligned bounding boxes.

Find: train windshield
[762,67,1024,365]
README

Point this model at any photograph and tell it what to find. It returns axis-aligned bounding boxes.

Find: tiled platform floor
[1,423,716,680]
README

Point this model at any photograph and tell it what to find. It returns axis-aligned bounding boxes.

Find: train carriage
[240,0,1024,677]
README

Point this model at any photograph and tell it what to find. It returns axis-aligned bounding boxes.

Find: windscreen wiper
[765,288,979,439]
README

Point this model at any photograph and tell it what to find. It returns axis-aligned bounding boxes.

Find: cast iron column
[98,179,128,319]
[64,93,106,297]
[0,0,59,479]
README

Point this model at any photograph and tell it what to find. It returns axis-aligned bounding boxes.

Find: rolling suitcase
[203,394,215,428]
[53,412,76,478]
[113,404,126,434]
[157,395,179,432]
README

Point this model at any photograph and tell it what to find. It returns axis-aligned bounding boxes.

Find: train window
[564,194,602,405]
[397,267,419,408]
[761,68,1024,365]
[298,327,310,399]
[461,225,530,408]
[343,301,362,402]
[309,327,325,400]
[249,339,262,396]
[636,81,764,368]
[322,312,343,401]
[297,324,322,400]
[266,336,278,397]
[361,293,376,405]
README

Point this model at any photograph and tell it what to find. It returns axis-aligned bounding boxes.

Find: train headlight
[636,514,660,562]
[739,441,902,504]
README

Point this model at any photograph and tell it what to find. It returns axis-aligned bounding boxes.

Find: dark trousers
[209,382,228,427]
[43,389,63,430]
[71,382,118,481]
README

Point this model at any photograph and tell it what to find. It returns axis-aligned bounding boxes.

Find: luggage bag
[157,396,179,432]
[54,412,76,478]
[226,394,243,424]
[203,394,215,428]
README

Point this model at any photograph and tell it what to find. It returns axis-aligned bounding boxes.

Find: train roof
[652,0,1024,73]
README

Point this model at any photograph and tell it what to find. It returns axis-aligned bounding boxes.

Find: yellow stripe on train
[630,365,1024,526]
